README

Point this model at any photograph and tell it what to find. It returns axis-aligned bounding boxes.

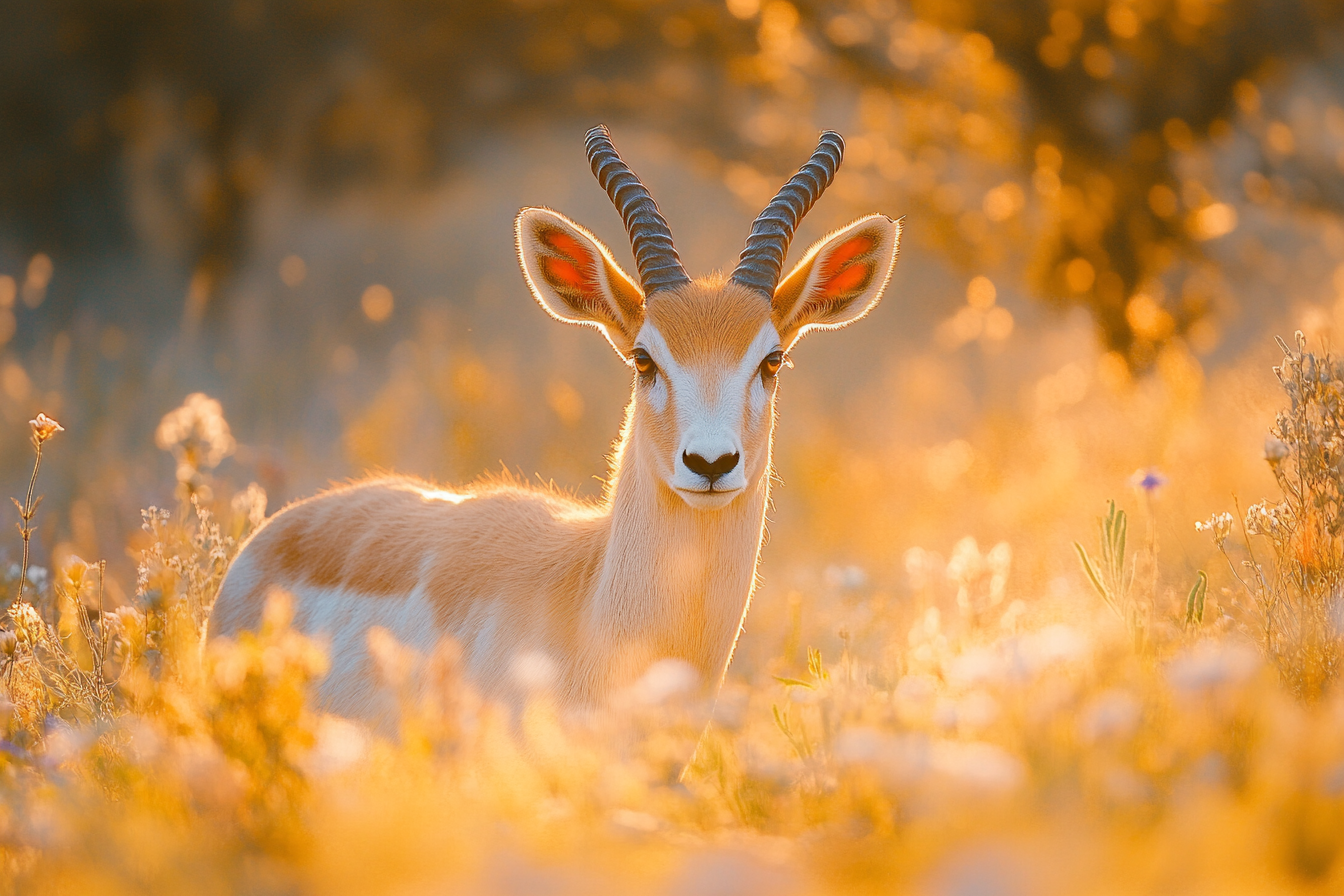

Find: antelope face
[516,127,902,511]
[634,281,779,509]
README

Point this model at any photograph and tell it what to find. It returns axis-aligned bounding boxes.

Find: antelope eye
[760,351,785,381]
[632,349,658,380]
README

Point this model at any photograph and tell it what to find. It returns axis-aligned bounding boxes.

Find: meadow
[0,298,1342,894]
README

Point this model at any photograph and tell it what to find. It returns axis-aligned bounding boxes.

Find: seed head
[1195,512,1234,549]
[1264,437,1290,466]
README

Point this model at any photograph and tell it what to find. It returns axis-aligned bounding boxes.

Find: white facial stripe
[637,325,675,414]
[742,324,779,417]
[635,321,779,430]
[721,323,783,425]
[647,371,669,413]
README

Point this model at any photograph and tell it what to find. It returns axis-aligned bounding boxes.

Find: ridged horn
[585,125,691,296]
[730,131,845,296]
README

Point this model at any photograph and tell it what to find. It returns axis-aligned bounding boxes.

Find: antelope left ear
[772,214,901,350]
[516,207,646,356]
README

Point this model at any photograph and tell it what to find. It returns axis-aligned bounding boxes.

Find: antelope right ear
[771,214,901,350]
[516,208,645,356]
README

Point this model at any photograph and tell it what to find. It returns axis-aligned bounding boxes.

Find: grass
[1,338,1344,895]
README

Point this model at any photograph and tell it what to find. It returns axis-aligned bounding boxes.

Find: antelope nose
[683,450,740,482]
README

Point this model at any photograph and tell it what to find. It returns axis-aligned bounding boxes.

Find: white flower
[947,537,1013,613]
[1078,689,1142,743]
[624,658,699,706]
[231,482,269,533]
[930,740,1025,793]
[28,413,63,444]
[1165,640,1260,694]
[1264,436,1290,465]
[1195,511,1235,548]
[155,393,236,472]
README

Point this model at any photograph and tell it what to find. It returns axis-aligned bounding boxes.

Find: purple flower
[1130,468,1167,493]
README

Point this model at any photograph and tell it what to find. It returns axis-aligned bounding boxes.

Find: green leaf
[1074,541,1109,602]
[1113,509,1127,581]
[807,646,829,682]
[1101,502,1115,568]
[773,676,815,689]
[1186,570,1208,625]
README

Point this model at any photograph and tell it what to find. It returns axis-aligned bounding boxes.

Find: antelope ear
[516,207,645,355]
[771,214,901,350]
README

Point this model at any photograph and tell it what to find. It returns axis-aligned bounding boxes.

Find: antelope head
[517,127,901,511]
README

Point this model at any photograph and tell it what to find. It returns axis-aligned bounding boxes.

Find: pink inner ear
[817,233,877,299]
[538,227,601,298]
[823,263,872,298]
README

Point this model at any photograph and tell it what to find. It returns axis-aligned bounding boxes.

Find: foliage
[1075,499,1136,630]
[2,0,1342,362]
[1199,333,1344,699]
[1076,498,1208,651]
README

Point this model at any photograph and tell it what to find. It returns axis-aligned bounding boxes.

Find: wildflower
[930,740,1026,793]
[112,606,146,648]
[360,626,413,690]
[9,601,45,645]
[1263,436,1290,465]
[610,809,662,834]
[624,658,699,707]
[303,716,370,777]
[1078,689,1142,743]
[956,690,1001,730]
[61,556,90,593]
[904,547,944,591]
[947,646,1003,687]
[1165,640,1260,694]
[1195,511,1234,549]
[824,564,867,590]
[1129,467,1167,493]
[1018,624,1090,672]
[231,482,269,533]
[155,393,236,477]
[947,537,1012,614]
[28,413,62,444]
[1244,501,1285,537]
[833,728,930,789]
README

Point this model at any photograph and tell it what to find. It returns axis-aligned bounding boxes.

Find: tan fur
[211,204,901,723]
[645,278,771,368]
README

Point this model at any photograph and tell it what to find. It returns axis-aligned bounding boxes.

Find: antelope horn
[585,125,691,296]
[730,131,845,296]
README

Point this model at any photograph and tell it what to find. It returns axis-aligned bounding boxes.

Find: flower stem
[14,440,44,606]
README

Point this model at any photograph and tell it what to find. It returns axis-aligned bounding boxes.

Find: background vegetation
[2,0,1344,891]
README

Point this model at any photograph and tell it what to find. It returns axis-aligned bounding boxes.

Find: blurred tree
[1,0,1342,365]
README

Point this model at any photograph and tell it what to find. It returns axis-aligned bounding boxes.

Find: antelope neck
[579,404,770,697]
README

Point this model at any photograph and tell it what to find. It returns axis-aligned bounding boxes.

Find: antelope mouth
[673,485,744,510]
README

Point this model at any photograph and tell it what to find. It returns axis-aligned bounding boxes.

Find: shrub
[1198,332,1344,699]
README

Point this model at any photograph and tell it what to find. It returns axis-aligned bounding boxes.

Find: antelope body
[210,127,901,723]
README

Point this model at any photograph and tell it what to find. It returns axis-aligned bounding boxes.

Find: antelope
[210,127,901,724]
